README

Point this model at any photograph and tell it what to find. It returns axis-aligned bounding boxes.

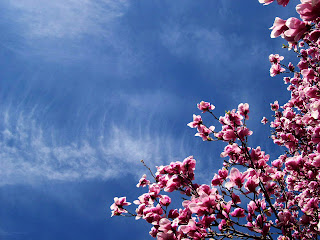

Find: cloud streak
[1,0,134,63]
[0,90,190,186]
[6,0,129,39]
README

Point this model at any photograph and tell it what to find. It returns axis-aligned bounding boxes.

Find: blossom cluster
[111,0,320,239]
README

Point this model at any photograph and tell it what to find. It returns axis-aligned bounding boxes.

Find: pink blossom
[277,0,290,6]
[309,30,320,42]
[197,101,215,112]
[310,100,320,119]
[187,114,202,128]
[301,68,316,82]
[149,183,161,198]
[285,156,304,171]
[237,126,253,140]
[137,174,150,187]
[218,219,227,231]
[211,174,224,186]
[269,54,284,64]
[199,215,216,228]
[305,86,320,98]
[270,17,288,38]
[301,197,319,215]
[231,193,241,204]
[158,218,172,232]
[288,62,294,71]
[238,103,250,119]
[168,209,179,219]
[218,168,228,179]
[284,17,308,42]
[230,208,245,218]
[195,125,215,141]
[312,155,320,167]
[245,175,260,193]
[110,197,131,216]
[156,231,176,240]
[259,0,275,5]
[225,168,247,190]
[159,195,171,206]
[261,117,268,124]
[221,128,237,141]
[270,63,285,77]
[259,0,289,6]
[179,219,197,234]
[182,156,196,175]
[247,201,258,214]
[278,236,290,240]
[296,0,320,21]
[271,101,280,111]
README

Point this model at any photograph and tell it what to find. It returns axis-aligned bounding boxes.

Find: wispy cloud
[1,0,133,63]
[7,0,129,39]
[0,90,190,186]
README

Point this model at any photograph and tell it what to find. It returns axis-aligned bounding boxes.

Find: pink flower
[218,168,228,179]
[270,63,285,77]
[261,117,268,124]
[278,236,290,240]
[309,30,320,43]
[238,103,250,119]
[245,175,260,193]
[310,100,320,119]
[221,128,237,141]
[237,126,253,140]
[312,155,320,167]
[136,174,150,187]
[218,219,227,231]
[288,62,294,71]
[197,101,215,112]
[187,114,202,128]
[301,68,316,82]
[110,197,131,216]
[158,218,173,234]
[270,101,279,111]
[269,54,284,64]
[285,156,304,171]
[230,208,245,218]
[283,17,308,42]
[277,0,290,6]
[270,17,288,38]
[211,174,223,186]
[182,156,196,175]
[195,125,215,141]
[304,86,320,98]
[296,0,320,21]
[168,209,179,219]
[231,193,241,204]
[180,219,197,234]
[225,168,247,190]
[259,0,289,6]
[247,201,258,214]
[220,143,241,158]
[149,183,161,198]
[160,195,172,206]
[258,0,275,5]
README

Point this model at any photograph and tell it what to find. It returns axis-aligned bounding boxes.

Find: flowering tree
[110,0,320,239]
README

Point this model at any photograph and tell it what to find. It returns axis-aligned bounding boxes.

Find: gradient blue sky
[0,1,298,239]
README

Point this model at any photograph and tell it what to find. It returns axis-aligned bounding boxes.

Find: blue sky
[0,0,298,239]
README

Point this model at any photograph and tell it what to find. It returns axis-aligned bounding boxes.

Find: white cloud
[0,105,187,186]
[7,0,129,39]
[1,0,134,63]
